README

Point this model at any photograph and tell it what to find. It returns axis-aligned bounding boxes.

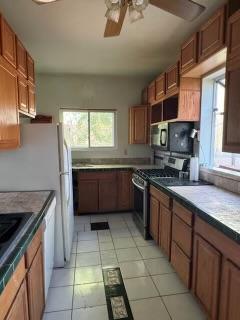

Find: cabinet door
[0,56,20,150]
[166,62,179,95]
[117,171,133,211]
[27,244,45,320]
[155,74,165,101]
[171,241,191,288]
[180,33,198,74]
[150,196,159,243]
[129,106,148,144]
[0,17,16,67]
[192,234,221,320]
[28,83,36,116]
[16,39,27,78]
[6,280,29,320]
[172,213,192,258]
[219,259,240,320]
[99,176,117,212]
[18,76,28,113]
[198,6,226,62]
[148,81,156,104]
[27,53,35,84]
[159,204,172,258]
[78,180,98,213]
[227,10,240,67]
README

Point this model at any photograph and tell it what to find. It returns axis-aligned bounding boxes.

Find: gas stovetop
[135,168,179,180]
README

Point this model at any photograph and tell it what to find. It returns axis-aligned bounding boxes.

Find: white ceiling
[0,0,226,76]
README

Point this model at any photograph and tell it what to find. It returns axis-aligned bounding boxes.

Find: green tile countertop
[72,164,160,171]
[0,190,55,295]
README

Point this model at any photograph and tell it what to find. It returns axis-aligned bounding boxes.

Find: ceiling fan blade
[32,0,59,5]
[149,0,205,21]
[104,3,128,38]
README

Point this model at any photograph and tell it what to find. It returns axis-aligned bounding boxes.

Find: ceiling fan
[32,0,205,38]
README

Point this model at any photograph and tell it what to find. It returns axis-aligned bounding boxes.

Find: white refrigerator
[0,123,74,267]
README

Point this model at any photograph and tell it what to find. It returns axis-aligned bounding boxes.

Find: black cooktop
[0,212,34,266]
[136,168,179,180]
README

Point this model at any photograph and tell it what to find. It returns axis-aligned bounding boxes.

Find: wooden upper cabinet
[16,39,27,78]
[198,6,226,62]
[155,73,165,101]
[117,171,133,211]
[6,280,29,320]
[0,16,17,68]
[28,83,36,116]
[166,62,179,95]
[27,244,45,320]
[150,195,160,243]
[27,53,35,84]
[180,33,198,74]
[227,9,240,68]
[18,76,28,113]
[0,56,20,150]
[219,259,240,320]
[148,81,156,104]
[141,87,148,105]
[192,234,221,320]
[129,105,148,144]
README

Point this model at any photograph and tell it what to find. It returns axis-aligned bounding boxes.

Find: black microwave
[151,122,194,153]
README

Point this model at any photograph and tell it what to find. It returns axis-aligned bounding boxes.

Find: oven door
[132,177,148,228]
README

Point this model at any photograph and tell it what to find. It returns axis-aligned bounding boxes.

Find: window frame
[60,108,117,151]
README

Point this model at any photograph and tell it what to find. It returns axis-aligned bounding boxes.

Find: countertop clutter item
[190,156,199,181]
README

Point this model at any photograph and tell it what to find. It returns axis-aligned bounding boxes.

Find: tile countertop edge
[149,180,240,244]
[0,190,55,295]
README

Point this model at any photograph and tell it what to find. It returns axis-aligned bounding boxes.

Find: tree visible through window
[62,110,116,149]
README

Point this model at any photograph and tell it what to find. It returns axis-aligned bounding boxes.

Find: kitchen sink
[0,213,34,267]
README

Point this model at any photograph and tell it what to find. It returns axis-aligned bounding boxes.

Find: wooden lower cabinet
[172,213,192,257]
[27,244,45,320]
[159,205,172,258]
[192,234,221,320]
[78,179,98,213]
[99,175,117,212]
[171,241,191,288]
[150,195,159,243]
[6,280,29,320]
[219,259,240,320]
[117,171,133,211]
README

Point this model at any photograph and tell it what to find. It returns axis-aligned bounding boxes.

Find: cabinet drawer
[173,200,193,226]
[26,225,43,268]
[150,186,171,209]
[78,172,116,181]
[172,213,192,258]
[171,241,191,288]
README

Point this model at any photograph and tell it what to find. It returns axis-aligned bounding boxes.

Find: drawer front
[173,200,193,226]
[171,241,191,288]
[78,171,117,181]
[26,225,43,268]
[172,213,193,258]
[150,186,170,209]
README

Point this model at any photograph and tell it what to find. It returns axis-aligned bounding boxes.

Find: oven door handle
[132,178,145,191]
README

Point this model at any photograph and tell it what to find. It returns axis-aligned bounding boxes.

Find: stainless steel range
[132,157,188,239]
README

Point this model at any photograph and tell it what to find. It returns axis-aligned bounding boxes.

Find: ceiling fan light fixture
[105,0,122,10]
[32,0,59,4]
[129,4,144,23]
[105,7,121,23]
[132,0,149,12]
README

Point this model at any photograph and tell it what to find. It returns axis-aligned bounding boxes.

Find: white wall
[36,73,152,159]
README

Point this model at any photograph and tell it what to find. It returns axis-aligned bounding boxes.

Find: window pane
[63,111,89,148]
[90,112,115,147]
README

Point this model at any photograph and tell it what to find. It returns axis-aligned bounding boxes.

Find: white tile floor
[43,213,207,320]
